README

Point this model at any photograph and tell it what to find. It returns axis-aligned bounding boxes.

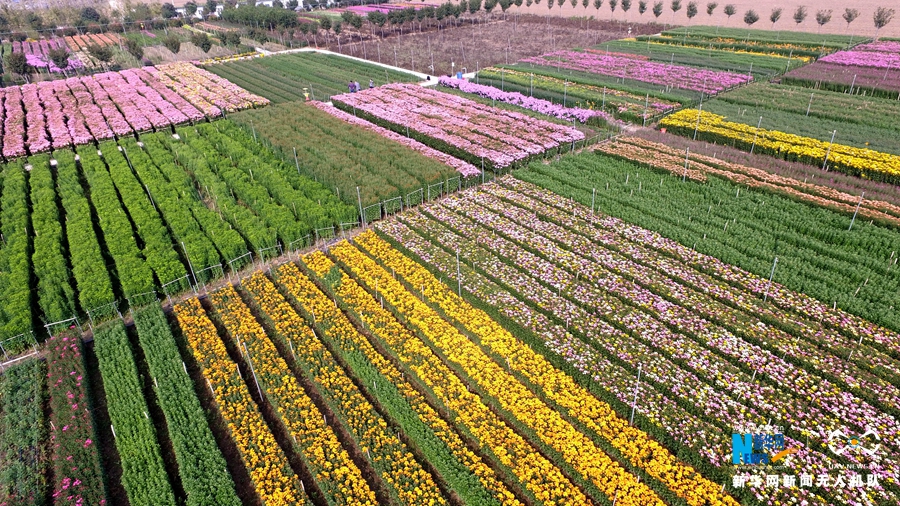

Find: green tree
[842,8,859,29]
[873,7,894,39]
[743,8,759,26]
[469,0,483,14]
[686,1,697,19]
[609,0,617,14]
[161,3,177,18]
[706,2,717,15]
[191,32,213,52]
[206,0,219,16]
[594,0,603,12]
[622,0,632,15]
[87,44,113,66]
[124,38,144,60]
[5,52,29,77]
[368,11,387,36]
[185,1,199,17]
[26,12,43,30]
[164,35,181,53]
[47,47,71,69]
[770,7,782,27]
[652,1,663,18]
[724,4,735,21]
[80,7,101,23]
[225,30,242,46]
[793,5,807,25]
[638,0,647,14]
[815,9,832,30]
[670,0,682,16]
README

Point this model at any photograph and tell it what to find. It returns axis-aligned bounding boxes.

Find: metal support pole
[763,257,778,302]
[456,250,461,296]
[629,364,642,425]
[243,342,263,400]
[181,242,198,288]
[823,130,837,169]
[848,193,864,231]
[357,186,365,228]
[750,116,762,154]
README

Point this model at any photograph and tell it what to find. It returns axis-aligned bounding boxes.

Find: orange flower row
[173,298,303,506]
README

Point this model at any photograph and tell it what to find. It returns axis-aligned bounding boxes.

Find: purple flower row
[520,51,752,94]
[12,38,66,56]
[311,101,480,177]
[379,205,877,504]
[820,49,900,69]
[853,41,900,54]
[332,83,583,169]
[438,76,614,124]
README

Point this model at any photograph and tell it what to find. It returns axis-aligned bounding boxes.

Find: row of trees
[538,0,895,36]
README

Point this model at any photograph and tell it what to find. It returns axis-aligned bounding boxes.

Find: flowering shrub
[439,76,613,124]
[520,51,752,94]
[46,334,105,506]
[209,285,377,506]
[311,101,480,177]
[296,253,588,505]
[277,259,522,506]
[660,109,900,184]
[174,298,304,506]
[243,272,447,506]
[331,239,666,506]
[0,359,48,505]
[332,83,584,170]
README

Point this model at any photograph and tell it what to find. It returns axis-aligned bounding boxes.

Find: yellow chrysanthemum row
[208,285,377,506]
[173,298,303,506]
[243,271,447,506]
[356,231,741,506]
[296,252,585,505]
[331,239,663,506]
[278,259,525,506]
[660,109,900,183]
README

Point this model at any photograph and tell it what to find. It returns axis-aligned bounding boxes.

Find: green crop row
[132,304,241,506]
[102,143,188,291]
[205,52,420,103]
[0,160,32,342]
[0,359,47,504]
[77,146,154,298]
[29,155,77,324]
[53,150,115,317]
[590,40,798,77]
[661,26,860,46]
[515,153,900,333]
[231,102,456,208]
[93,321,176,506]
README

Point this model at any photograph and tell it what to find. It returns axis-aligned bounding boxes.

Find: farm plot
[641,26,857,59]
[782,61,900,99]
[518,50,752,95]
[204,51,421,103]
[0,359,47,504]
[0,120,356,343]
[231,100,467,212]
[168,248,739,506]
[0,65,266,158]
[331,83,584,171]
[660,109,900,184]
[10,38,82,73]
[513,151,900,340]
[371,176,900,504]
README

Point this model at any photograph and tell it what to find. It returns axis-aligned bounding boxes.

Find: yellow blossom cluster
[330,239,663,506]
[173,298,303,506]
[660,109,900,184]
[294,253,587,505]
[242,272,447,506]
[208,286,377,506]
[278,259,524,506]
[356,231,742,506]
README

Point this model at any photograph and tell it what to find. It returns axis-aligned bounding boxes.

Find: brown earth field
[471,0,900,38]
[334,15,665,76]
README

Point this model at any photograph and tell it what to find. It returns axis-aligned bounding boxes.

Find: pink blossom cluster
[311,101,480,177]
[14,38,84,73]
[820,49,900,70]
[2,88,27,158]
[332,83,583,168]
[439,76,614,124]
[47,335,105,506]
[520,51,752,94]
[0,64,265,159]
[853,40,900,53]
